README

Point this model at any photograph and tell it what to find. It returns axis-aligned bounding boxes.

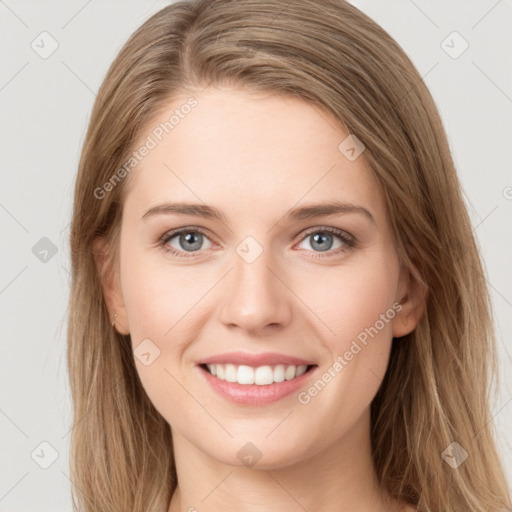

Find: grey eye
[298,231,344,252]
[168,231,213,252]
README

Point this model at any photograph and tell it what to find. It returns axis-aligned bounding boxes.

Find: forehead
[122,86,384,222]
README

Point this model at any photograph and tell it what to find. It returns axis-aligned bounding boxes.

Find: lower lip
[197,365,317,405]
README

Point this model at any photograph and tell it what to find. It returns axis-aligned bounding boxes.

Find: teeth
[296,365,308,377]
[285,365,296,380]
[238,365,255,384]
[205,363,310,385]
[225,364,237,382]
[255,365,273,385]
[273,364,285,383]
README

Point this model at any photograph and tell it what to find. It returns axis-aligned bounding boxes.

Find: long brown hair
[67,0,511,510]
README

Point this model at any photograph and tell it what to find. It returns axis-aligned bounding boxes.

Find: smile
[197,363,318,405]
[203,363,312,385]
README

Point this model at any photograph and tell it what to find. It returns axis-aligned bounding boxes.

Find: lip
[196,351,316,367]
[195,352,318,405]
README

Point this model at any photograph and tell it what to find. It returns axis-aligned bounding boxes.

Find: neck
[167,408,402,512]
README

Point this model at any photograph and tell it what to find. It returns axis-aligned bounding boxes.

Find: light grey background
[1,1,511,510]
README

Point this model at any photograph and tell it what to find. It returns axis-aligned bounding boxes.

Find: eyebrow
[141,200,375,224]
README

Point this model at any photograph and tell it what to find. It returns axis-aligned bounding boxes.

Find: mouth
[199,363,317,386]
[197,360,319,405]
[195,351,319,405]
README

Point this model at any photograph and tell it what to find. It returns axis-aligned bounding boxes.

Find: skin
[95,86,424,512]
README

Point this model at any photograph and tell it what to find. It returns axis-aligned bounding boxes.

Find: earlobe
[392,273,427,339]
[92,237,130,335]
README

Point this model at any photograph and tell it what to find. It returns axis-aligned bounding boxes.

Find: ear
[92,236,130,335]
[392,268,427,338]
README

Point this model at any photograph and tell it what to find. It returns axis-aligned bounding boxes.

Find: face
[97,86,420,468]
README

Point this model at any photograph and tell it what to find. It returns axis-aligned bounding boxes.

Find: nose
[219,245,292,335]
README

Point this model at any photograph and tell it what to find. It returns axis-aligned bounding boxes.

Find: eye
[159,228,214,258]
[158,226,357,259]
[295,226,356,259]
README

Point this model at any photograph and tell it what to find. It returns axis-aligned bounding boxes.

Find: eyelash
[158,226,357,260]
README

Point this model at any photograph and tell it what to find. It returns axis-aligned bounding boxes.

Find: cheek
[293,253,400,349]
[120,249,201,345]
[291,252,400,411]
[119,253,205,423]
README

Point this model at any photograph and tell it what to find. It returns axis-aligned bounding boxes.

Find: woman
[66,0,512,510]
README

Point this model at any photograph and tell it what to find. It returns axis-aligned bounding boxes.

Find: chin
[199,434,317,471]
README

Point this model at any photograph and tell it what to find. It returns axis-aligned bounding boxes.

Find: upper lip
[196,351,316,367]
